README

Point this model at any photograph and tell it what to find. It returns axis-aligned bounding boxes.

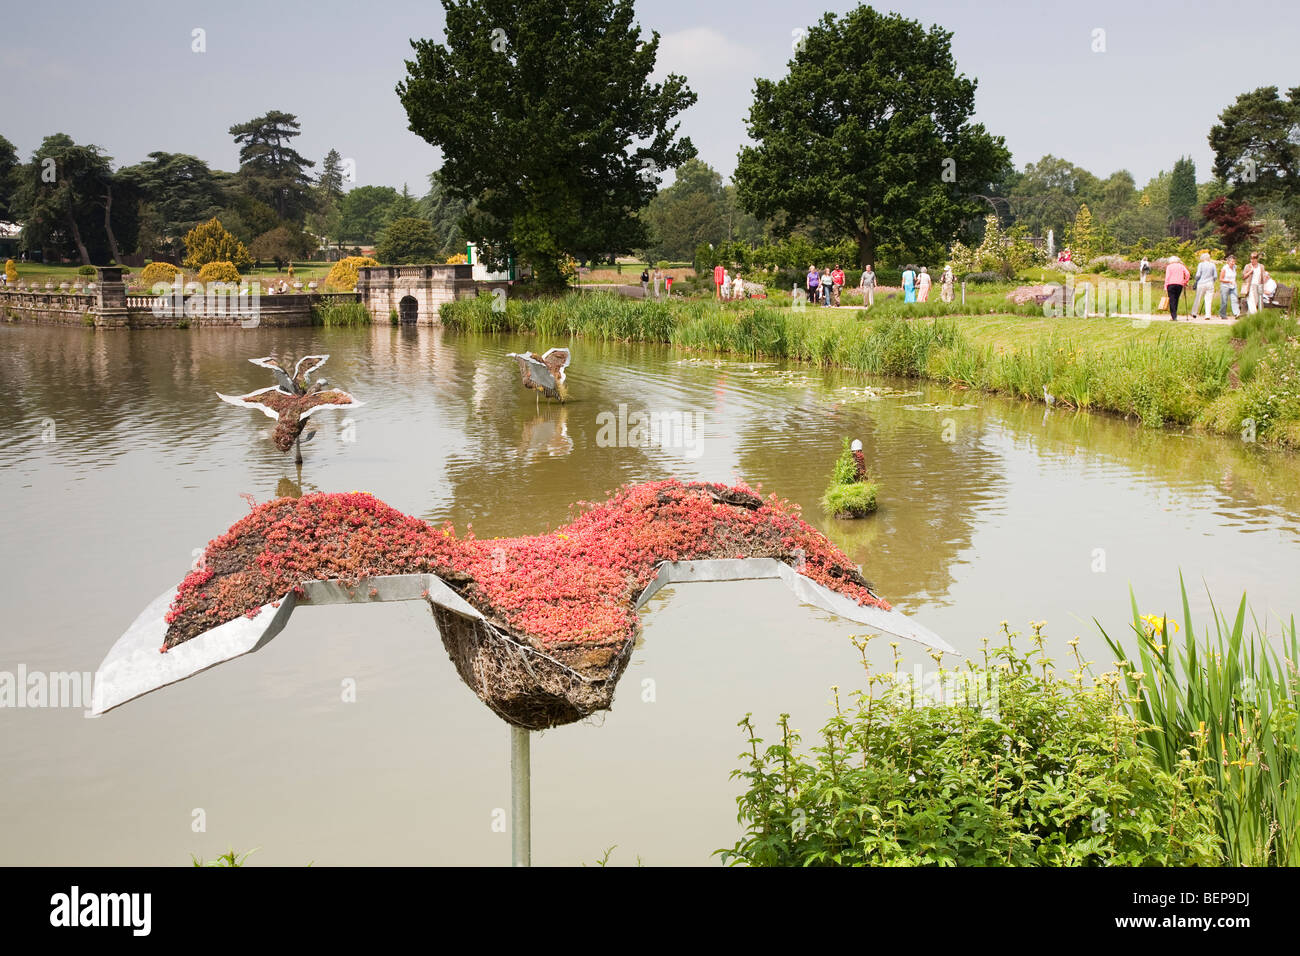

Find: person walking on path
[820,267,833,306]
[653,267,662,298]
[714,263,725,300]
[858,264,876,308]
[940,264,954,303]
[640,267,650,298]
[1218,255,1239,320]
[1164,255,1190,321]
[1190,252,1217,319]
[806,265,820,307]
[1140,256,1151,283]
[1242,252,1266,314]
[732,271,744,301]
[901,265,917,303]
[721,268,732,300]
[830,265,845,307]
[917,266,932,302]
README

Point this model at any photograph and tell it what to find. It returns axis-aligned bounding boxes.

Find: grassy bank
[441,292,1300,445]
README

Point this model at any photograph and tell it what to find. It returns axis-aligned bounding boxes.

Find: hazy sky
[5,0,1297,194]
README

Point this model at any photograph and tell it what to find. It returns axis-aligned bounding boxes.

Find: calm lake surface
[2,322,1298,865]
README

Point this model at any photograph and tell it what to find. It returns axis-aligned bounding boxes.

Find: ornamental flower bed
[163,481,888,727]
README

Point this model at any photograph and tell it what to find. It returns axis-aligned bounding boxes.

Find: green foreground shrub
[1103,580,1300,866]
[720,626,1222,866]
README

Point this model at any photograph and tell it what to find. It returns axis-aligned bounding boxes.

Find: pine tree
[1070,203,1096,261]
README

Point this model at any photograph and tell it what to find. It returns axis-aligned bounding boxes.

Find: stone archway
[354,264,503,326]
[399,295,418,324]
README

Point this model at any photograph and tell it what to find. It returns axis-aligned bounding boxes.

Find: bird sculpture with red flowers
[217,355,363,464]
[92,480,946,727]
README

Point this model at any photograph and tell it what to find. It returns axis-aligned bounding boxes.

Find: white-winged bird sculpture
[91,479,949,864]
[93,480,948,724]
[506,347,571,403]
[217,355,363,464]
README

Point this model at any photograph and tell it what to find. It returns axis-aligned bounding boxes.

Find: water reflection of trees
[732,389,1005,608]
[4,323,1297,560]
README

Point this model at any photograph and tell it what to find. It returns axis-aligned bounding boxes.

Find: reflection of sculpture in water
[217,355,363,464]
[506,347,571,405]
[276,475,305,499]
[519,405,572,459]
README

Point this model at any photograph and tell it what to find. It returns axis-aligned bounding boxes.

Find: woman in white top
[1218,255,1239,320]
[732,273,744,300]
[917,267,932,302]
[1242,252,1265,314]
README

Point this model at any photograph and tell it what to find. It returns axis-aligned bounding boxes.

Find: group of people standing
[800,262,954,308]
[640,266,674,298]
[804,264,847,306]
[711,264,747,300]
[899,264,955,303]
[1161,251,1272,321]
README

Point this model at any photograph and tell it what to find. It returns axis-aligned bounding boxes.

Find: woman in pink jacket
[1164,255,1191,321]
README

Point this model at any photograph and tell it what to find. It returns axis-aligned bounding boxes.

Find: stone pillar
[94,266,129,328]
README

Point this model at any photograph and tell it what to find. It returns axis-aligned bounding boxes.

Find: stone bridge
[355,264,507,325]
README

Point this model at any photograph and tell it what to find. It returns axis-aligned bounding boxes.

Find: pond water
[2,322,1298,865]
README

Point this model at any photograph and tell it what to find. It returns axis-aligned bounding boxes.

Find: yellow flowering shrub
[197,261,241,284]
[140,261,180,288]
[325,256,379,291]
[4,259,17,283]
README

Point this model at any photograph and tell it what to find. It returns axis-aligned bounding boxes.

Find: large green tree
[118,152,225,258]
[16,135,137,264]
[1169,156,1198,224]
[307,149,347,246]
[397,0,697,286]
[1006,155,1096,242]
[419,171,469,259]
[1209,86,1300,230]
[228,110,316,223]
[641,158,728,262]
[733,6,1009,267]
[376,217,440,264]
[338,185,399,241]
[0,134,19,221]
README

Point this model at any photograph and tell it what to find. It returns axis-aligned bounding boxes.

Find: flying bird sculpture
[506,347,571,403]
[92,480,949,729]
[217,355,362,464]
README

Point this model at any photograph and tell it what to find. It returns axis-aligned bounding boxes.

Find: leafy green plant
[720,625,1223,866]
[312,299,371,327]
[1101,579,1300,866]
[191,847,259,867]
[820,438,878,518]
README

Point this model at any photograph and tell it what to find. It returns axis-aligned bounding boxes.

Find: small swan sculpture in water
[217,355,363,464]
[506,347,571,403]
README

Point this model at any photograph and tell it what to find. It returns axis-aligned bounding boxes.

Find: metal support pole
[511,725,531,867]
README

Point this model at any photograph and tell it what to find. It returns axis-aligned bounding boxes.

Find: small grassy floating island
[821,438,880,519]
